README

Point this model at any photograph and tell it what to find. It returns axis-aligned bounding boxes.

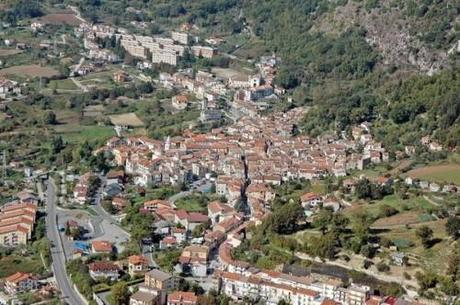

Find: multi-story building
[4,272,39,295]
[144,269,178,291]
[0,202,37,247]
[88,262,120,281]
[171,32,190,45]
[191,46,217,58]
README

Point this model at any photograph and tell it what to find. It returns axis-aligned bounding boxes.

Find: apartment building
[144,269,179,291]
[0,202,37,247]
[171,32,190,45]
[191,46,217,58]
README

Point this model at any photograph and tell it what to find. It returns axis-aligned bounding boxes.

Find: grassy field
[175,195,207,213]
[0,64,60,78]
[379,219,449,273]
[48,78,79,90]
[0,255,45,278]
[346,194,435,228]
[57,125,116,143]
[406,164,460,185]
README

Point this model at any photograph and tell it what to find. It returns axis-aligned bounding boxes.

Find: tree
[415,271,438,291]
[308,232,336,260]
[265,202,304,234]
[415,225,433,248]
[51,136,65,154]
[110,281,130,305]
[43,111,57,125]
[446,217,460,240]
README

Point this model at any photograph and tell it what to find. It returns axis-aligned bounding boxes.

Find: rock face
[312,1,452,75]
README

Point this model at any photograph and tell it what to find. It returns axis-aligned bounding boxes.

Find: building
[172,95,189,110]
[167,291,198,305]
[88,262,120,280]
[114,70,129,83]
[171,32,190,45]
[128,255,149,277]
[144,269,178,291]
[0,202,37,247]
[179,245,209,277]
[91,240,113,254]
[130,289,158,305]
[191,46,217,58]
[152,48,179,66]
[4,272,39,295]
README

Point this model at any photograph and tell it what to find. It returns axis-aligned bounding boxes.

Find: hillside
[3,0,458,149]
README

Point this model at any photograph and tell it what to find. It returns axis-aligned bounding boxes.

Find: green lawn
[175,197,207,213]
[58,125,115,143]
[48,78,79,90]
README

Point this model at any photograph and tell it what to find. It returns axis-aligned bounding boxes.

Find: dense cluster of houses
[0,190,38,247]
[97,108,388,219]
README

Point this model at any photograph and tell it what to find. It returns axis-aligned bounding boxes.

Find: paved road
[46,180,86,305]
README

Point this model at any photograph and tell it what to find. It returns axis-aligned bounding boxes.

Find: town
[0,1,459,305]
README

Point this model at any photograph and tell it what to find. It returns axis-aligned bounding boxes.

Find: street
[45,180,87,305]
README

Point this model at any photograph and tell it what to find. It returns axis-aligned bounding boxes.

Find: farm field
[406,164,460,185]
[0,49,23,57]
[37,13,83,26]
[0,64,60,78]
[109,112,144,127]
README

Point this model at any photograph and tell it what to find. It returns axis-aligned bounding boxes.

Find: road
[46,180,86,305]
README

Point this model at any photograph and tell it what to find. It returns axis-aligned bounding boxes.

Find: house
[323,197,341,213]
[88,262,120,280]
[114,70,129,83]
[172,95,189,110]
[172,227,187,244]
[391,252,407,266]
[207,201,235,225]
[179,245,209,277]
[129,289,158,305]
[91,240,113,254]
[128,255,149,277]
[300,192,322,209]
[174,210,209,231]
[167,291,198,305]
[159,236,177,250]
[429,183,440,192]
[4,272,39,295]
[112,197,129,211]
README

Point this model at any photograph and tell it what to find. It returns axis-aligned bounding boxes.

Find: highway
[45,180,86,305]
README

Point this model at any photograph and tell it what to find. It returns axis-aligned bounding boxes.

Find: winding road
[46,180,86,305]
